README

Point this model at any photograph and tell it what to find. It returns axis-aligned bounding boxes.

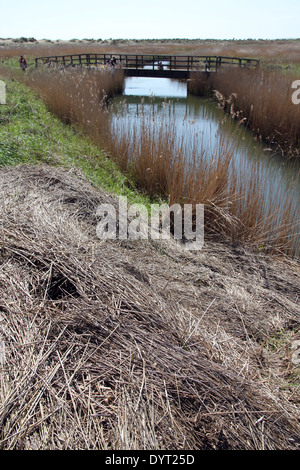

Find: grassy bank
[0,71,152,208]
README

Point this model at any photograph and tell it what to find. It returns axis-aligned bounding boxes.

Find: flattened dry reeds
[0,165,299,450]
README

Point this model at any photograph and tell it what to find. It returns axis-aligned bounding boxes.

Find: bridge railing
[35,53,259,72]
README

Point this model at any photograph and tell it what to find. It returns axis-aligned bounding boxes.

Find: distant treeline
[2,37,300,44]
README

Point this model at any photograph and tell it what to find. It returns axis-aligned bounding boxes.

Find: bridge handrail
[35,53,260,72]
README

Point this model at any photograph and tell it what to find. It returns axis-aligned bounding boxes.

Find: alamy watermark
[291,80,300,105]
[96,196,204,250]
[0,80,6,105]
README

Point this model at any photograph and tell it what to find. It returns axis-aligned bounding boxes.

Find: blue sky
[1,0,300,40]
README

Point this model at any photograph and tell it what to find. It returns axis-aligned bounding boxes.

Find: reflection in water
[111,76,300,255]
[124,76,187,98]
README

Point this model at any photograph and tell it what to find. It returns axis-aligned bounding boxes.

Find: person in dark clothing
[19,56,27,71]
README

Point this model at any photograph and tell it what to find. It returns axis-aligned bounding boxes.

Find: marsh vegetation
[0,38,299,451]
[23,64,299,257]
[189,67,300,157]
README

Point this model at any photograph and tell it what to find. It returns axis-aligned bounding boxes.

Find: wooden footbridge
[35,53,259,79]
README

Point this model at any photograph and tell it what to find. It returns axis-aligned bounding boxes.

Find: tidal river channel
[111,76,300,256]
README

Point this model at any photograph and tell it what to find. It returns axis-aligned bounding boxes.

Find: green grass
[0,75,153,207]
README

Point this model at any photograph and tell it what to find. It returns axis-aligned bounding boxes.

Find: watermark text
[96,197,204,250]
[291,80,300,105]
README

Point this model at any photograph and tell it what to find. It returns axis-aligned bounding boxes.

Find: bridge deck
[35,53,259,78]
